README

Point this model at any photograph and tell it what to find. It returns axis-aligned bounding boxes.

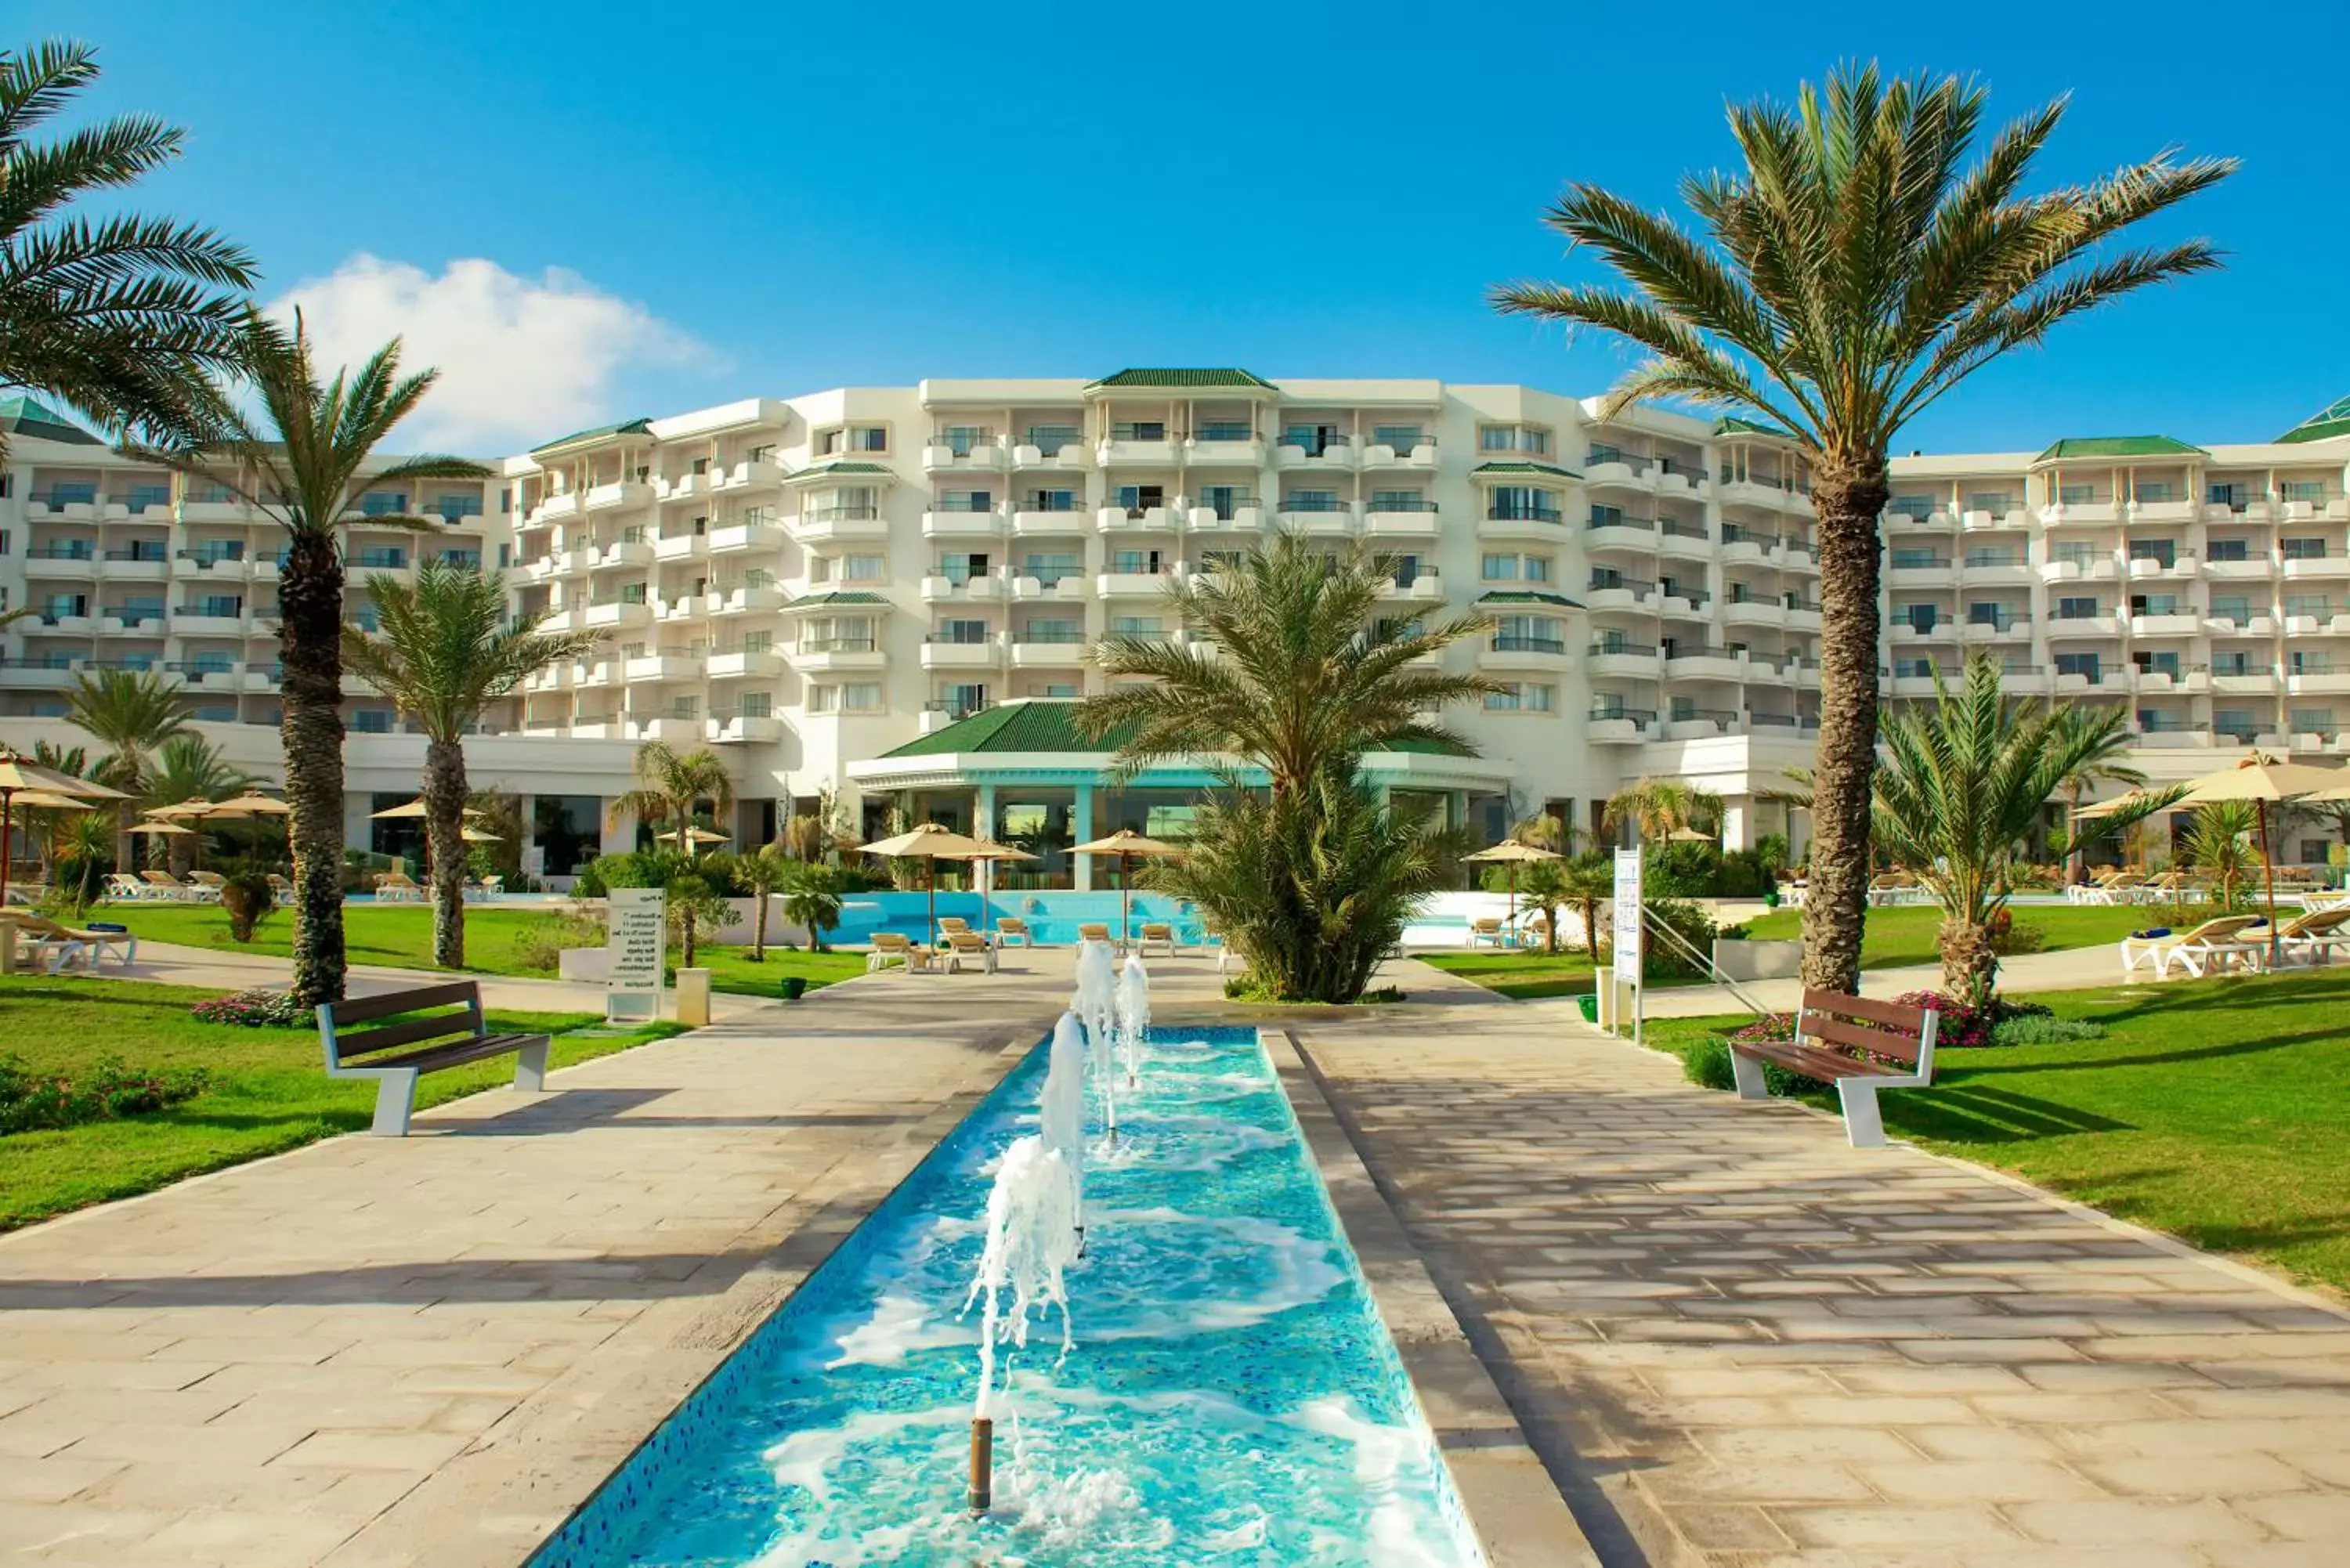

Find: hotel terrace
[4,378,2348,881]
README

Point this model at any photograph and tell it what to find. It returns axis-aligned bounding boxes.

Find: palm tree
[144,733,251,873]
[739,841,792,959]
[2054,737,2148,885]
[65,663,188,868]
[1601,779,1723,844]
[142,313,488,1005]
[2182,802,2261,911]
[342,561,600,967]
[1871,657,2175,1006]
[1516,858,1571,955]
[0,38,255,457]
[779,858,846,952]
[1493,65,2234,995]
[1077,531,1501,793]
[611,740,734,856]
[1560,854,1614,958]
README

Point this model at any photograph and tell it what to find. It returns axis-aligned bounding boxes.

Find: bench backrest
[1795,987,1939,1075]
[318,981,485,1069]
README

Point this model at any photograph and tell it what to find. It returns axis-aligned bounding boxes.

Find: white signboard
[606,887,667,1023]
[1612,847,1643,985]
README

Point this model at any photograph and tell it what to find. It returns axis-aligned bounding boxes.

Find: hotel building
[4,378,2347,882]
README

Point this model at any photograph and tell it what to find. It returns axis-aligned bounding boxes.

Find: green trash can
[781,976,808,1001]
[1575,992,1599,1024]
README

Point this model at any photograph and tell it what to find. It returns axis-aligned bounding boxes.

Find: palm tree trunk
[280,529,347,1006]
[1938,917,2000,1010]
[422,736,469,969]
[752,892,768,959]
[1802,457,1889,997]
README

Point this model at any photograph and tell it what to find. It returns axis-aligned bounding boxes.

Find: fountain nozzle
[967,1416,994,1515]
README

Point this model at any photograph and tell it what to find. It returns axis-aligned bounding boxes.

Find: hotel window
[1965,546,2022,567]
[1197,485,1252,519]
[1889,493,1937,515]
[2214,707,2256,740]
[2282,480,2326,504]
[2051,541,2095,568]
[1110,616,1163,635]
[808,685,840,714]
[1966,491,2015,514]
[2283,537,2328,559]
[841,554,885,581]
[743,630,773,653]
[740,692,774,718]
[1524,555,1553,583]
[2207,481,2253,508]
[1039,682,1079,699]
[1025,424,1079,452]
[2211,595,2252,623]
[1025,488,1079,512]
[1477,424,1549,454]
[1281,490,1342,514]
[938,619,989,645]
[352,710,392,734]
[1111,548,1162,574]
[2128,539,2175,567]
[2293,650,2334,674]
[1483,682,1556,713]
[2129,593,2178,616]
[1112,420,1167,442]
[2207,537,2250,561]
[1488,486,1559,522]
[1369,489,1429,512]
[2058,483,2098,506]
[2056,597,2099,620]
[937,425,992,457]
[849,426,889,453]
[1024,551,1078,585]
[2285,594,2331,619]
[1372,424,1425,450]
[938,489,992,513]
[2134,482,2177,503]
[2054,652,2102,681]
[2292,709,2335,734]
[2133,651,2182,677]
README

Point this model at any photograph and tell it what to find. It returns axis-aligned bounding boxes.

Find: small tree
[1560,854,1614,958]
[738,842,792,959]
[1517,859,1571,955]
[780,859,846,952]
[2182,802,2261,910]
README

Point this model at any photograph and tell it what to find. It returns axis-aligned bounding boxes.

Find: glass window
[1966,491,2014,514]
[2284,537,2328,559]
[844,682,883,710]
[2057,597,2099,620]
[852,426,888,452]
[2128,539,2176,566]
[1480,554,1517,580]
[2054,652,2102,680]
[2282,480,2326,503]
[843,554,885,580]
[1524,555,1552,583]
[1372,425,1424,450]
[1026,423,1079,450]
[2211,595,2252,622]
[2059,483,2097,506]
[2207,537,2250,562]
[1890,493,1937,515]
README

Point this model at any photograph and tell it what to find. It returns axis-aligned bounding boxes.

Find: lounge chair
[1466,916,1506,949]
[185,869,227,901]
[2276,907,2350,966]
[868,931,938,973]
[936,916,972,939]
[995,916,1035,948]
[1077,922,1113,946]
[942,930,998,973]
[374,869,421,903]
[267,873,295,906]
[2120,915,2265,981]
[140,869,197,901]
[1136,922,1176,958]
[11,914,138,973]
[105,873,150,902]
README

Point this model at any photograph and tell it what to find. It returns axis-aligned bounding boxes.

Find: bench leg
[371,1070,421,1137]
[1729,1047,1770,1100]
[1837,1078,1889,1149]
[513,1039,550,1094]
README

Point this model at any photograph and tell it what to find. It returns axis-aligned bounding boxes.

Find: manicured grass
[1740,902,2233,972]
[93,903,867,998]
[0,974,681,1231]
[1422,948,1600,999]
[1641,970,2350,1295]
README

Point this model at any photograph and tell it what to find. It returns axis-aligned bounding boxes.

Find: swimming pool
[833,890,1209,948]
[529,1025,1484,1566]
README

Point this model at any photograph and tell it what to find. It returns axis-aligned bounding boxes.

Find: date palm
[343,561,600,967]
[612,740,734,854]
[145,733,251,873]
[1601,778,1723,844]
[1077,530,1500,789]
[65,663,188,868]
[0,38,255,456]
[1494,64,2233,994]
[142,313,488,1004]
[1871,656,2177,1006]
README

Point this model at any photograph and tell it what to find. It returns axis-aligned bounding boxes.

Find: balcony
[710,585,785,616]
[1362,504,1438,538]
[1010,575,1087,602]
[1188,504,1266,533]
[1383,570,1444,603]
[920,573,1003,603]
[922,507,1003,539]
[628,716,703,742]
[707,713,785,743]
[1585,517,1657,553]
[1274,436,1356,470]
[1097,432,1177,467]
[1720,598,1786,630]
[1664,649,1746,681]
[1479,506,1564,540]
[582,599,654,630]
[657,472,715,503]
[0,658,78,688]
[794,505,889,544]
[584,480,655,512]
[523,666,570,694]
[1717,531,1767,565]
[2040,501,2118,526]
[532,491,581,522]
[24,549,99,580]
[98,553,171,582]
[1477,633,1571,672]
[2211,670,2279,695]
[706,649,784,680]
[97,612,165,635]
[1587,710,1656,744]
[2203,497,2274,524]
[1658,522,1714,562]
[1010,440,1087,469]
[2202,556,2274,580]
[2205,615,2278,638]
[1886,560,1958,589]
[658,594,705,620]
[2283,555,2350,581]
[920,636,1001,670]
[574,659,618,688]
[170,551,251,581]
[164,661,242,692]
[1586,644,1662,678]
[698,520,780,557]
[1960,557,2032,585]
[1186,434,1267,467]
[590,540,655,569]
[2044,614,2121,640]
[1359,438,1437,470]
[1096,570,1174,598]
[793,638,886,673]
[1096,504,1173,533]
[168,607,247,636]
[567,719,626,739]
[2288,671,2350,695]
[1011,507,1088,536]
[2039,556,2120,583]
[1785,604,1823,631]
[922,439,1006,472]
[624,653,703,682]
[1582,455,1647,490]
[1585,582,1658,614]
[1664,709,1742,739]
[1009,634,1086,667]
[653,531,707,562]
[1275,504,1354,537]
[2128,554,2198,581]
[718,459,786,491]
[2129,612,2201,638]
[1961,616,2031,644]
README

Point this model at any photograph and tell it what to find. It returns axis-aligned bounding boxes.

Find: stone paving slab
[1299,974,2350,1567]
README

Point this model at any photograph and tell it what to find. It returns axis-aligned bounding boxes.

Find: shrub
[510,906,607,973]
[1891,989,1996,1050]
[1642,897,1719,980]
[1992,918,2047,956]
[1990,1014,2106,1047]
[0,1054,209,1134]
[1680,1013,1827,1096]
[190,988,308,1028]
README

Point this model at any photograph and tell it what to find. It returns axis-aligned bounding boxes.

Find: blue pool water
[530,1026,1484,1566]
[833,890,1209,948]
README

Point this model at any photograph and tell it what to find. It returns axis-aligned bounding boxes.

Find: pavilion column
[1074,782,1095,890]
[974,782,997,841]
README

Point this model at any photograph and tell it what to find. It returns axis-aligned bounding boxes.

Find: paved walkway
[0,945,1236,1566]
[1299,970,2350,1566]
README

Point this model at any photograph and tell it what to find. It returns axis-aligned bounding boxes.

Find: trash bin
[1575,992,1599,1024]
[781,975,808,1001]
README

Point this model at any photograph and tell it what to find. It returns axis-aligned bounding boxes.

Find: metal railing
[1588,641,1658,657]
[1490,634,1567,655]
[1488,504,1564,523]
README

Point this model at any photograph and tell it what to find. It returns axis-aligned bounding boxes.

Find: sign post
[1612,847,1643,1048]
[606,887,667,1024]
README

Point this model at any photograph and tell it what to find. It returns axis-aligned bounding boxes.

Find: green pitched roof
[2277,395,2350,445]
[1471,461,1581,479]
[1476,590,1584,610]
[1085,368,1276,390]
[531,417,653,455]
[880,701,1474,761]
[795,459,894,475]
[0,395,99,446]
[783,591,890,610]
[2035,435,2207,462]
[1714,415,1791,439]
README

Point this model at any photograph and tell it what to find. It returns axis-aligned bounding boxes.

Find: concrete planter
[1712,938,1802,981]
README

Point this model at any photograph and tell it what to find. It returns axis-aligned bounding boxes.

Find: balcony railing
[1589,641,1658,657]
[1012,629,1086,645]
[1488,504,1563,523]
[1588,575,1655,594]
[804,504,881,522]
[801,637,878,653]
[1490,634,1567,655]
[1588,706,1658,724]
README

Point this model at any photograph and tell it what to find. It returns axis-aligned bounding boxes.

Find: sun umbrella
[859,822,995,947]
[0,749,128,906]
[1072,829,1186,946]
[369,798,486,819]
[1665,826,1716,844]
[965,836,1040,934]
[127,819,193,834]
[653,826,730,845]
[15,791,96,812]
[1466,840,1564,937]
[2171,754,2350,963]
[461,826,503,844]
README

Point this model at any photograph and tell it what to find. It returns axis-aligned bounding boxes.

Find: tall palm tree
[0,38,255,457]
[65,663,188,868]
[2054,735,2148,885]
[612,740,734,856]
[1601,779,1726,845]
[1493,65,2234,994]
[343,562,600,967]
[1871,657,2174,1005]
[143,313,488,1004]
[1077,531,1500,789]
[144,733,251,873]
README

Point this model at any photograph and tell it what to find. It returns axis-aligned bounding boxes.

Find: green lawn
[1740,902,2232,972]
[1642,970,2350,1295]
[93,903,868,998]
[0,974,682,1231]
[1422,948,1600,999]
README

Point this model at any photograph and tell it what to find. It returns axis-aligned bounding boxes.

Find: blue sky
[31,1,2349,453]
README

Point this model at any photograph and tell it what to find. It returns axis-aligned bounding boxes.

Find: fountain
[1115,956,1152,1088]
[1072,938,1120,1133]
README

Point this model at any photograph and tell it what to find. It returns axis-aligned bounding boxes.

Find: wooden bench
[316,980,551,1137]
[1729,987,1940,1149]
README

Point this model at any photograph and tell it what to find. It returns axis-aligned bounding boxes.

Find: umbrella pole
[2259,799,2280,967]
[1121,853,1130,949]
[928,858,938,952]
[1,789,13,909]
[1509,864,1517,945]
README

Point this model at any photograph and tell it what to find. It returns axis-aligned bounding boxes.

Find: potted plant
[219,864,277,943]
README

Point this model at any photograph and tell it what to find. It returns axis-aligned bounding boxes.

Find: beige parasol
[461,826,503,844]
[965,836,1041,931]
[2171,755,2349,962]
[0,749,128,905]
[1466,839,1565,935]
[653,826,731,846]
[369,797,486,820]
[15,791,96,811]
[860,822,997,945]
[1072,829,1187,945]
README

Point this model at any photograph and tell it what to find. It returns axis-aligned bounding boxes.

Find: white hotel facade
[4,375,2348,880]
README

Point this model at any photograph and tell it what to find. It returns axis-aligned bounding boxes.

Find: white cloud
[266,255,718,454]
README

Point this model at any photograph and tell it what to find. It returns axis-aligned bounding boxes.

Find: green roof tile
[879,701,1474,761]
[1085,368,1276,390]
[783,591,890,611]
[2277,395,2350,445]
[1476,590,1585,610]
[2035,435,2207,461]
[1714,415,1792,439]
[0,394,100,446]
[530,417,653,455]
[793,459,895,475]
[1470,461,1581,479]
